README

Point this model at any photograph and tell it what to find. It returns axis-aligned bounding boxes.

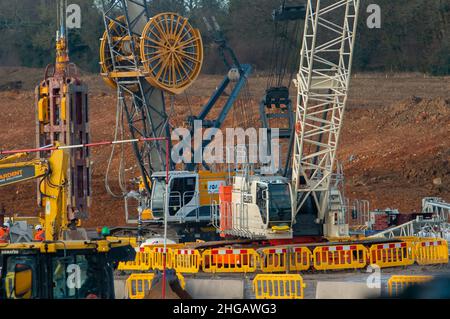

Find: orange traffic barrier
[202,248,259,273]
[313,244,367,271]
[369,242,414,268]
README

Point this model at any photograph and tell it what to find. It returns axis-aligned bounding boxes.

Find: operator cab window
[169,177,196,216]
[256,184,268,224]
[52,254,111,299]
[3,255,38,299]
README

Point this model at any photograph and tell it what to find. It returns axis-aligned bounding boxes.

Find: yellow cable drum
[140,12,203,95]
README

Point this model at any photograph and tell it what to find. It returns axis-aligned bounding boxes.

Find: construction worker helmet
[3,222,10,229]
[35,225,43,231]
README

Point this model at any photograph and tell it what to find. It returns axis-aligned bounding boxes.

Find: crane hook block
[140,13,203,95]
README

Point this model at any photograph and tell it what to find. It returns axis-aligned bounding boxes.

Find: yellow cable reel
[99,16,141,90]
[140,12,203,95]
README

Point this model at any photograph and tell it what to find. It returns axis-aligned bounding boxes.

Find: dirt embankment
[0,67,448,226]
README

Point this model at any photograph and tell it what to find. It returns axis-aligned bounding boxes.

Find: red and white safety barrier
[421,241,443,247]
[267,248,288,254]
[211,249,250,255]
[376,243,407,250]
[322,245,359,252]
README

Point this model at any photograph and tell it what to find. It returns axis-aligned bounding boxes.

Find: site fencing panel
[253,274,306,299]
[313,245,368,270]
[202,249,259,273]
[369,242,414,268]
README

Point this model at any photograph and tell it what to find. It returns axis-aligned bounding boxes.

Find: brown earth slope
[0,68,448,227]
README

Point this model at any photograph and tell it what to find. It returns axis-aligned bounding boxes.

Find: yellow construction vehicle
[0,146,135,299]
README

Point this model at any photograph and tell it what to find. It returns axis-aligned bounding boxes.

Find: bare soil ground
[0,67,448,227]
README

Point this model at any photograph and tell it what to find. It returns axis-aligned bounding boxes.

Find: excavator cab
[0,241,135,299]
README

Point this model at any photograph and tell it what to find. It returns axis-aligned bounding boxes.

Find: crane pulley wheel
[140,12,203,95]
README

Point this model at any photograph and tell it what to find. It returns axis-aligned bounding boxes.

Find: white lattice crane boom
[292,0,361,226]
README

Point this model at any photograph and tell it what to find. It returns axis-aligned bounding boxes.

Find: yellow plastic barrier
[118,250,152,272]
[369,242,414,268]
[151,247,173,271]
[289,247,313,272]
[253,274,306,299]
[126,273,186,299]
[172,249,202,273]
[313,244,368,271]
[202,248,259,273]
[415,239,449,265]
[388,275,433,297]
[260,248,288,273]
[126,273,155,299]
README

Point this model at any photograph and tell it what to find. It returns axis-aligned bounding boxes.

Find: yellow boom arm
[0,148,69,241]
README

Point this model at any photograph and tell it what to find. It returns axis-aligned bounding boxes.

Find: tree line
[0,0,448,75]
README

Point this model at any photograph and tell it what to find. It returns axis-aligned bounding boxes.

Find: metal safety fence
[388,275,433,297]
[253,274,306,299]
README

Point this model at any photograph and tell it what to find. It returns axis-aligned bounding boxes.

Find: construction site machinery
[36,0,91,224]
[185,16,253,171]
[260,1,306,177]
[0,240,135,299]
[291,0,360,238]
[100,6,255,240]
[210,0,361,242]
[100,0,203,186]
[99,1,204,231]
[140,27,255,241]
[212,174,294,240]
[0,147,135,299]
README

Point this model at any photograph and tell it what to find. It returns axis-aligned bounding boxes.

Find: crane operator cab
[144,171,229,242]
[215,175,294,240]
